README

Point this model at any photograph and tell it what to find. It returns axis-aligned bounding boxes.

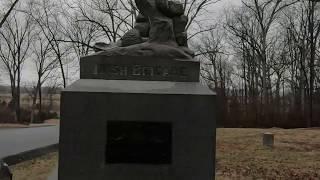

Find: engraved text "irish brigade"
[97,64,188,78]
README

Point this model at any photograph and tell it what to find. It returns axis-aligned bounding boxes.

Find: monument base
[59,79,216,180]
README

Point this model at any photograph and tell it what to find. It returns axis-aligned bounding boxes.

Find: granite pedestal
[59,53,216,180]
[59,79,216,180]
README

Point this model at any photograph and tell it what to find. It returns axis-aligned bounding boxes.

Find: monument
[59,0,216,179]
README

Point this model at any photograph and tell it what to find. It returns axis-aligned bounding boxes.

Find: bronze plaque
[106,121,172,164]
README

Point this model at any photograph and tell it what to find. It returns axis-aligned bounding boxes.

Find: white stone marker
[263,132,274,148]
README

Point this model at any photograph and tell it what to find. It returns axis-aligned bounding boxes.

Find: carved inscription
[97,64,188,79]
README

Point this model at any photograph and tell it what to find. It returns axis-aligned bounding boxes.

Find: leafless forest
[198,0,320,128]
[0,0,319,127]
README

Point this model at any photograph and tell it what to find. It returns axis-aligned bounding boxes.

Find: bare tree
[0,0,20,28]
[27,0,70,88]
[180,0,222,41]
[66,0,135,44]
[44,76,61,113]
[0,11,33,122]
[241,0,297,104]
[196,28,224,87]
[24,82,39,123]
[283,0,320,127]
[305,0,320,127]
[30,34,59,123]
[281,3,309,124]
[223,0,298,127]
[195,27,234,126]
[59,9,101,59]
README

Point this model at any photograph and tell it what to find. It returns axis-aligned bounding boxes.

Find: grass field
[11,152,58,180]
[216,128,320,179]
[10,128,320,180]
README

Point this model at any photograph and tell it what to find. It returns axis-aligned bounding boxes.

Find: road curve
[0,126,59,159]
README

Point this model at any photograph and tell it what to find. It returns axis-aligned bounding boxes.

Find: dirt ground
[10,152,58,180]
[9,128,320,180]
[216,128,320,179]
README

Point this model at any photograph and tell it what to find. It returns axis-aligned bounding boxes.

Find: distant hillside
[0,85,11,93]
[0,85,62,94]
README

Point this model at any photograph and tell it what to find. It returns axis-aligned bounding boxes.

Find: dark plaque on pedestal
[106,121,172,164]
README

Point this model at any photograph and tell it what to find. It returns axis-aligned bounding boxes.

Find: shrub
[20,108,31,124]
[0,99,59,124]
[0,106,16,123]
[33,111,58,124]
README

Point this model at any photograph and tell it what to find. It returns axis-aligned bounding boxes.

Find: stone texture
[156,0,183,17]
[94,41,123,52]
[95,0,194,58]
[176,32,188,47]
[155,0,168,13]
[60,3,216,180]
[91,42,193,60]
[136,13,148,23]
[263,132,274,148]
[134,22,150,37]
[167,0,184,17]
[80,54,199,82]
[120,29,143,47]
[149,17,176,44]
[172,15,188,47]
[59,79,216,180]
[135,0,160,18]
[135,0,176,44]
[173,15,188,34]
[93,42,109,52]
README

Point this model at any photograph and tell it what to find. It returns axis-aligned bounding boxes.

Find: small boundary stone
[263,132,274,148]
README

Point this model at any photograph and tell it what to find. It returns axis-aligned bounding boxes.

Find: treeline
[3,0,317,128]
[0,85,61,94]
[197,0,320,128]
[0,0,218,123]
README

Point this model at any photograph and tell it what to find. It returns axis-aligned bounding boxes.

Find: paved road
[0,126,59,159]
[48,167,58,180]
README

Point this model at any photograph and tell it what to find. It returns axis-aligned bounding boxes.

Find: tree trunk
[30,87,38,124]
[39,83,42,122]
[16,68,21,122]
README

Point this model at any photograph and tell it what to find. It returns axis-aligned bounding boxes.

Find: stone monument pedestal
[59,0,217,177]
[59,79,216,180]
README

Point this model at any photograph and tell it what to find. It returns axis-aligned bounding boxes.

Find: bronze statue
[94,0,193,59]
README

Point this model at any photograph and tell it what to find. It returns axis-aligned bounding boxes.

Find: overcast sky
[215,0,242,9]
[1,0,243,86]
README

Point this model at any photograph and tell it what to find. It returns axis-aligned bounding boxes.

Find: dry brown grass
[216,128,320,179]
[9,128,320,180]
[11,152,58,180]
